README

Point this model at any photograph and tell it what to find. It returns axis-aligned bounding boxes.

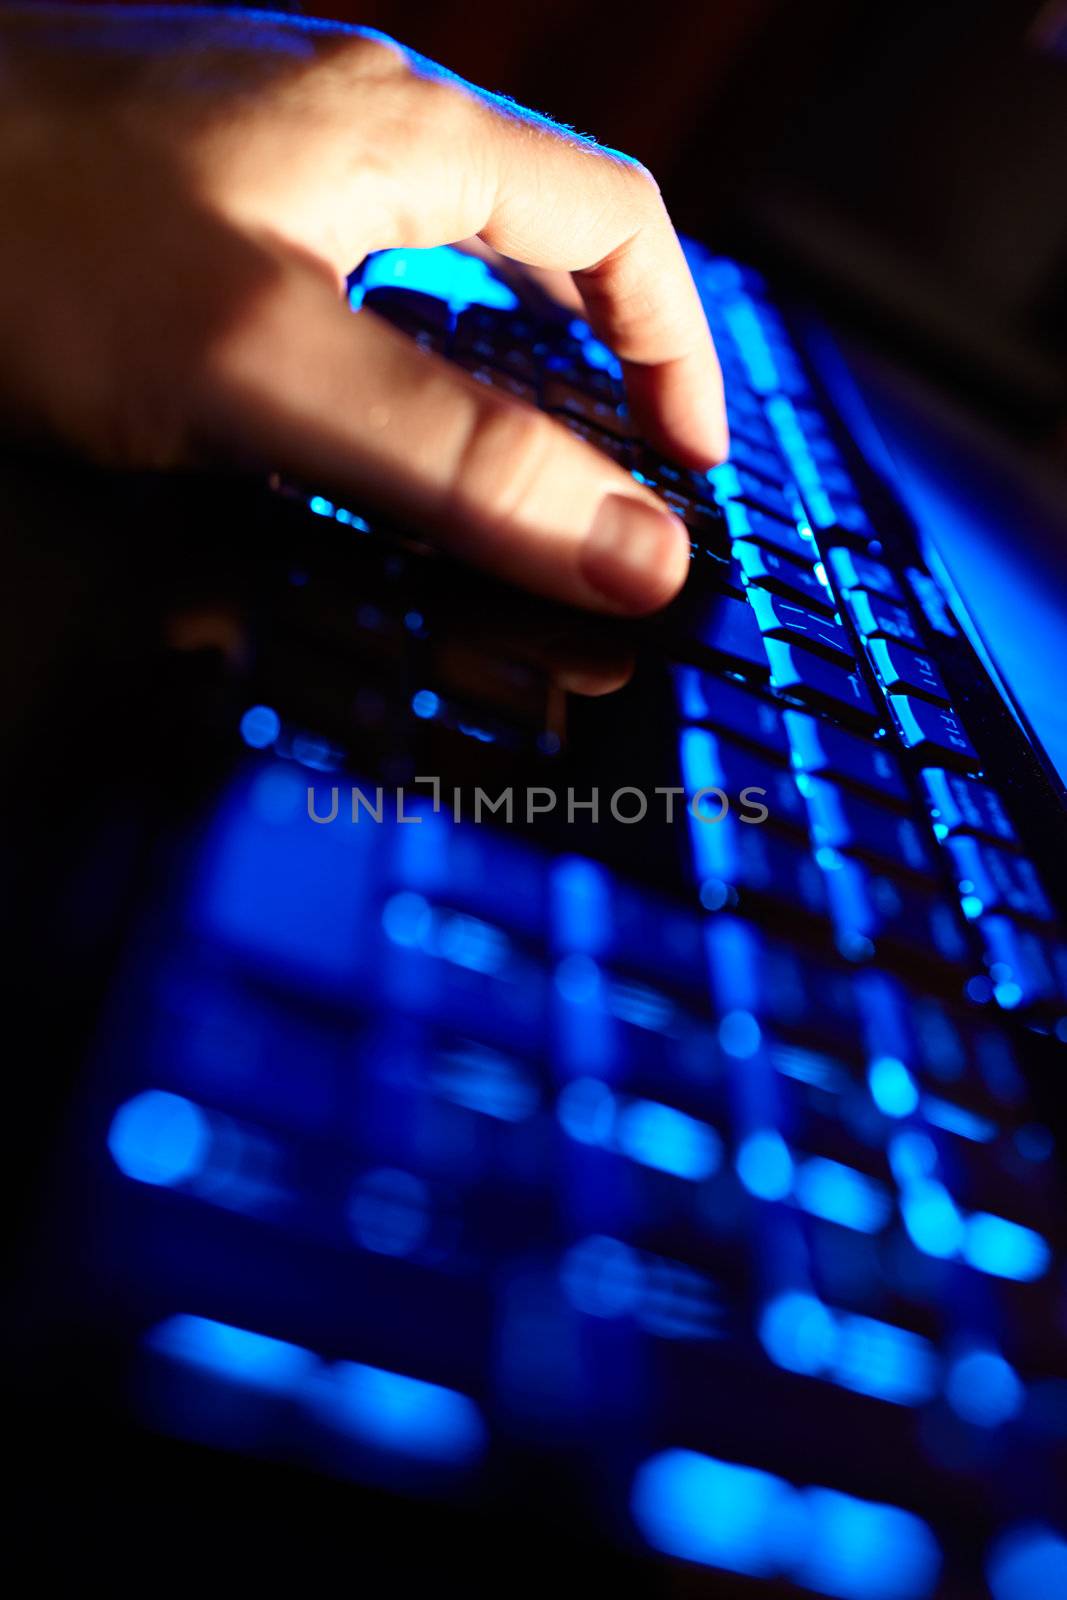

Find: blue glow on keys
[615,1100,722,1181]
[631,1448,940,1596]
[322,1362,486,1463]
[108,1090,209,1188]
[987,1526,1067,1600]
[945,1349,1023,1427]
[736,1130,794,1200]
[148,1314,317,1394]
[239,704,281,749]
[868,1057,920,1118]
[794,1156,892,1233]
[901,1180,965,1259]
[963,1213,1050,1281]
[760,1293,838,1376]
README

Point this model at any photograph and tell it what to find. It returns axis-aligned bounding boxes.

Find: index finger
[355,37,727,467]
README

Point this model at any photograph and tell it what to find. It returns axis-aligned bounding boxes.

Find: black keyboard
[10,243,1067,1597]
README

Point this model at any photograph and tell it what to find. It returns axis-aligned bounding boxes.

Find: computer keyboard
[14,243,1067,1595]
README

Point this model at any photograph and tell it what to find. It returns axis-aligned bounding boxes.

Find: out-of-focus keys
[680,727,807,832]
[826,547,905,602]
[674,668,789,760]
[454,358,537,405]
[711,462,797,524]
[725,434,787,484]
[801,776,937,880]
[362,285,453,337]
[734,540,836,614]
[843,590,924,647]
[888,696,979,767]
[979,916,1066,1010]
[641,452,719,509]
[724,501,817,563]
[690,817,827,917]
[920,769,1017,846]
[663,492,733,560]
[866,638,950,704]
[558,415,633,468]
[823,858,969,968]
[748,590,854,664]
[542,377,631,438]
[764,639,878,725]
[785,712,909,805]
[946,837,1055,923]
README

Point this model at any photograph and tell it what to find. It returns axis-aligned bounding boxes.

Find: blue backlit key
[711,462,796,524]
[784,712,909,805]
[826,547,905,602]
[866,638,950,704]
[888,696,979,767]
[823,858,969,967]
[542,377,632,439]
[725,433,787,484]
[801,776,937,879]
[748,590,854,664]
[724,500,817,564]
[680,727,807,832]
[946,837,1054,923]
[680,590,769,678]
[843,590,923,648]
[734,540,836,615]
[764,639,878,725]
[920,769,1017,846]
[674,668,789,760]
[979,916,1061,1009]
[690,815,827,916]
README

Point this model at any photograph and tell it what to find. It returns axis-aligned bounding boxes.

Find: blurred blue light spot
[833,1314,937,1406]
[309,495,333,517]
[411,689,440,720]
[381,890,433,948]
[349,1167,430,1257]
[736,1130,793,1200]
[901,1180,964,1259]
[869,1057,920,1118]
[964,1213,1050,1281]
[760,1292,838,1376]
[946,1349,1023,1427]
[239,704,281,749]
[552,855,611,951]
[557,1076,615,1145]
[436,911,510,974]
[630,1448,795,1578]
[560,1235,643,1318]
[325,1361,486,1463]
[795,1157,891,1233]
[719,1009,762,1059]
[616,1100,722,1180]
[1014,1124,1054,1163]
[431,1043,538,1122]
[987,1525,1067,1600]
[797,1486,941,1599]
[362,245,517,310]
[555,951,603,1004]
[108,1090,209,1188]
[147,1314,317,1393]
[921,1096,995,1142]
[888,1131,937,1186]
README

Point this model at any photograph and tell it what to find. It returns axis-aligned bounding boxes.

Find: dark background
[75,0,1067,451]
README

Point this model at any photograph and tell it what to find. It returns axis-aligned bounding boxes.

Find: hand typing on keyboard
[0,5,727,613]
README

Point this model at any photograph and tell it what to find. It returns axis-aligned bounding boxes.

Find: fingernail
[581,493,690,612]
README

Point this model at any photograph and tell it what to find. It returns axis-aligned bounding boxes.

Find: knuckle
[451,400,557,526]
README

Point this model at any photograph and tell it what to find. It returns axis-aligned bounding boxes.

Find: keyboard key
[784,712,909,805]
[689,816,827,917]
[362,285,453,335]
[747,590,854,664]
[764,639,878,725]
[801,776,937,879]
[663,492,732,560]
[670,589,769,677]
[866,638,950,704]
[725,503,817,567]
[978,916,1061,1009]
[920,770,1017,846]
[888,696,979,767]
[843,590,924,647]
[802,489,876,546]
[543,349,620,402]
[542,377,632,439]
[826,548,905,602]
[558,415,633,467]
[640,452,719,509]
[454,358,537,405]
[734,540,836,614]
[679,727,807,832]
[725,434,786,483]
[946,837,1055,923]
[823,858,969,968]
[711,462,797,524]
[673,668,789,760]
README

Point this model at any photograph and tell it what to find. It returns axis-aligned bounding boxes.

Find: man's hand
[0,5,727,613]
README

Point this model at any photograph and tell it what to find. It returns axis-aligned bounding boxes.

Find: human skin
[0,5,728,614]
